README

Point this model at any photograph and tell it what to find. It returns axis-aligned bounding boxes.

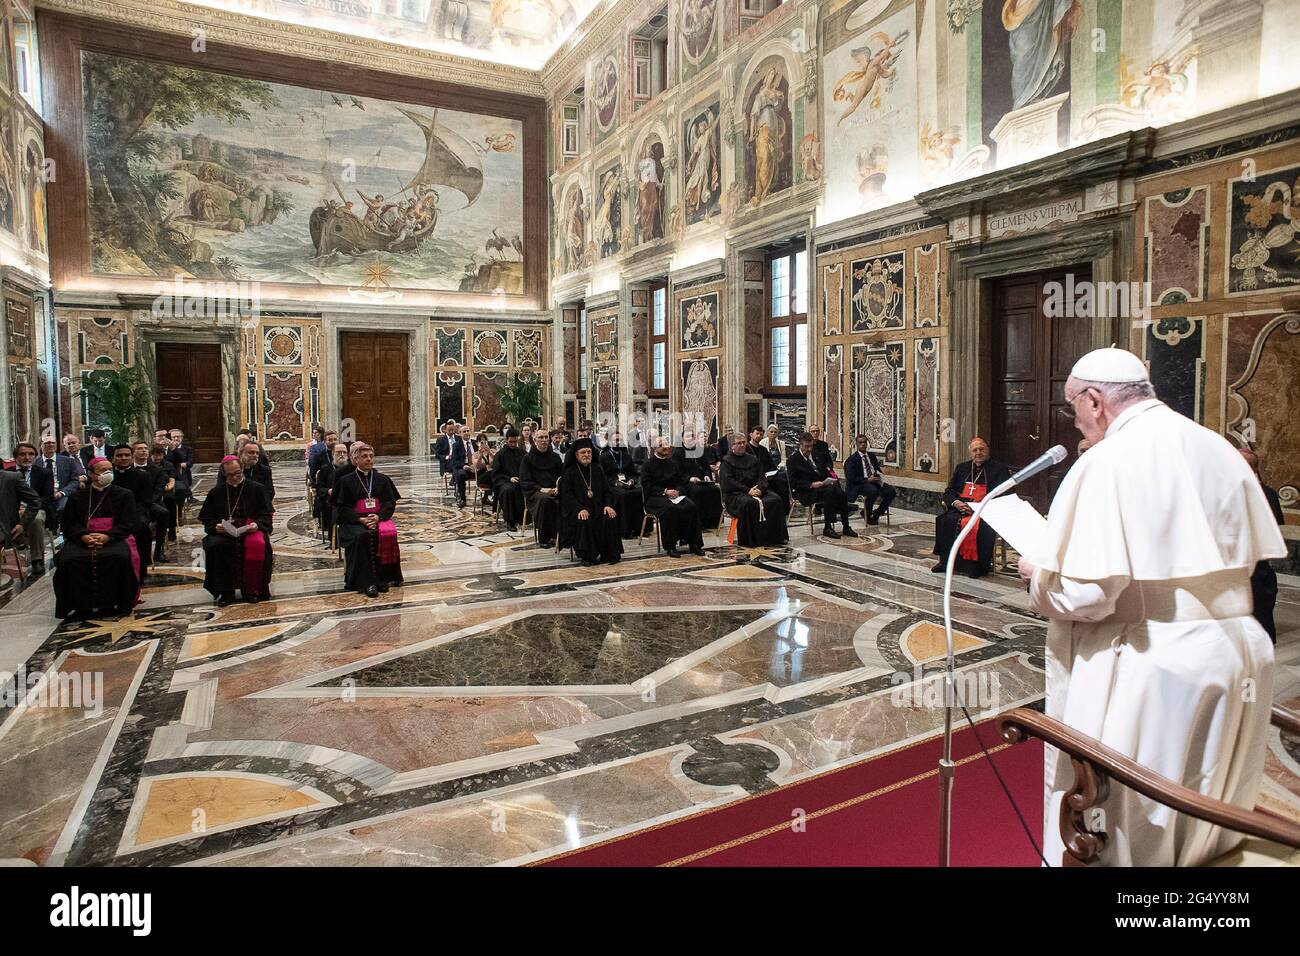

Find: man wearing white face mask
[53,457,140,619]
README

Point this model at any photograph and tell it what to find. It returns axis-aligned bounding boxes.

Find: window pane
[579,310,587,344]
[795,323,808,387]
[653,287,665,335]
[653,342,665,390]
[580,352,588,391]
[771,326,790,387]
[794,250,808,315]
[770,256,789,318]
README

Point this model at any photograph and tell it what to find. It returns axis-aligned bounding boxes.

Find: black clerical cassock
[677,444,723,531]
[560,441,623,565]
[198,474,274,602]
[492,442,527,529]
[520,445,563,546]
[54,483,139,619]
[599,444,643,539]
[640,448,705,554]
[932,457,1011,576]
[335,466,404,594]
[719,448,788,547]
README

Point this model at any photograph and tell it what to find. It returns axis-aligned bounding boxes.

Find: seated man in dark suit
[449,424,475,508]
[599,430,643,539]
[6,442,47,575]
[931,436,1011,578]
[787,432,858,540]
[434,422,454,478]
[844,433,896,525]
[165,428,194,540]
[80,429,108,470]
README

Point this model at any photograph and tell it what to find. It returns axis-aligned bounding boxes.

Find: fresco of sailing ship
[81,50,525,294]
[310,109,482,257]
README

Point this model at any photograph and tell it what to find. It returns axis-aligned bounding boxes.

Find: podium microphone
[937,444,1066,866]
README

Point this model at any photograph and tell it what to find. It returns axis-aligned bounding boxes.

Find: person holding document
[1015,347,1285,866]
[198,455,274,606]
[641,436,705,557]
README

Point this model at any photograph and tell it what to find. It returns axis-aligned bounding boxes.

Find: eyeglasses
[1061,388,1095,421]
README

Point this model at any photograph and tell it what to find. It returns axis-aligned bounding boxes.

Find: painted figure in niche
[0,116,15,235]
[684,108,721,223]
[1122,51,1196,124]
[1002,0,1081,110]
[594,167,621,259]
[637,139,665,241]
[681,0,718,62]
[747,67,791,205]
[564,186,586,272]
[832,30,908,127]
[799,134,823,183]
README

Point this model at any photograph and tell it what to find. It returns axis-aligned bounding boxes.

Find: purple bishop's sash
[354,498,400,564]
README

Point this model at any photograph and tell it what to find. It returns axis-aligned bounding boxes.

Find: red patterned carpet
[537,720,1045,867]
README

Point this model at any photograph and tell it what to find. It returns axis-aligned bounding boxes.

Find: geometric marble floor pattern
[2,456,1297,866]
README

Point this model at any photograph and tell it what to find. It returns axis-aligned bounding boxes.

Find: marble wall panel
[1225,312,1299,511]
[851,340,905,465]
[913,336,939,474]
[1145,187,1208,305]
[680,356,719,442]
[1145,316,1204,423]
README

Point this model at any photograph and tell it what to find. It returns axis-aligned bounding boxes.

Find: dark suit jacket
[844,450,887,500]
[448,436,471,471]
[787,451,837,503]
[80,444,108,469]
[18,462,52,503]
[52,452,85,498]
[812,440,834,474]
[244,462,276,501]
[0,470,43,545]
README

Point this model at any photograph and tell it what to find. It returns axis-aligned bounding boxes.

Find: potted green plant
[74,365,155,445]
[497,374,541,429]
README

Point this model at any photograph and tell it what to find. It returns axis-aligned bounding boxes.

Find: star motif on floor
[737,546,785,560]
[65,613,170,646]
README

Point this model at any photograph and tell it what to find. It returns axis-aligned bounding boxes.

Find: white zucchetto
[1069,347,1149,383]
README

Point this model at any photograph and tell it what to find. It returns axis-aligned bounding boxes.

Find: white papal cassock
[1029,398,1286,866]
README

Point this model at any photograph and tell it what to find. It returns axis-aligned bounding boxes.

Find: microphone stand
[937,475,1017,867]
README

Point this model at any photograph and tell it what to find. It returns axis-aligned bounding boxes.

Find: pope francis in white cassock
[1019,347,1286,867]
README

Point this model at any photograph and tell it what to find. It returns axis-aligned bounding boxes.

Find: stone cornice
[35,0,547,97]
[916,130,1157,220]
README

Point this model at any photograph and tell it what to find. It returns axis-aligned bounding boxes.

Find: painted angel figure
[684,111,721,219]
[1123,50,1196,123]
[832,30,909,127]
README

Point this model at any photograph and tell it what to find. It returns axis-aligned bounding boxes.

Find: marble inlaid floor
[1,456,1297,866]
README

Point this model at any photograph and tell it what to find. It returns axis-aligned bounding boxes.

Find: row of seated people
[2,431,196,580]
[42,438,268,618]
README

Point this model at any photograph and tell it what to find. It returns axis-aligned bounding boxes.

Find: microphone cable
[956,695,1050,866]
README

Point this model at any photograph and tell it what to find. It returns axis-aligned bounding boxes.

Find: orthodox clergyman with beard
[53,457,139,619]
[560,438,623,565]
[334,442,403,598]
[198,455,274,606]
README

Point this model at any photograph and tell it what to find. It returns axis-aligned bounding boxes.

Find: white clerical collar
[1105,398,1163,438]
